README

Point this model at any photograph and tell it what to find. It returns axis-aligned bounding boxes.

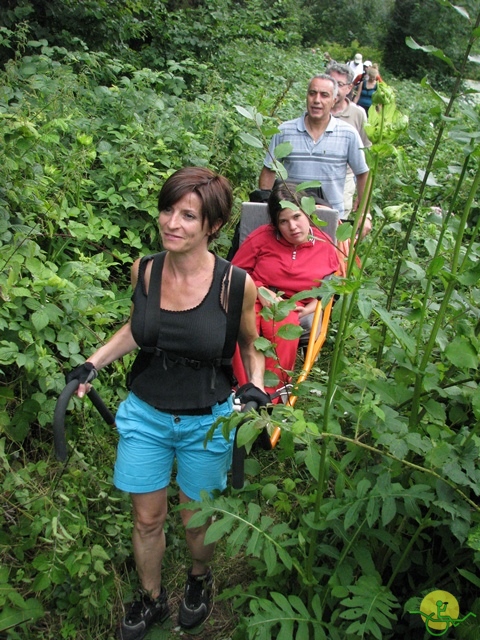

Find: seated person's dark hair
[271,178,328,207]
[268,181,331,229]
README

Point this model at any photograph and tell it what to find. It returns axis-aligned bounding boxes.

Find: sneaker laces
[125,591,159,623]
[185,575,207,609]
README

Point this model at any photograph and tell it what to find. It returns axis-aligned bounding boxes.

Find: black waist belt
[156,396,230,416]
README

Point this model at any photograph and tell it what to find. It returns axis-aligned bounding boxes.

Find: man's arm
[259,166,276,190]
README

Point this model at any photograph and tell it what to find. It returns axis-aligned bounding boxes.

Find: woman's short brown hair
[158,166,233,240]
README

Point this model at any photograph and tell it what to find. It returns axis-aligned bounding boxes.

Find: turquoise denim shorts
[113,392,235,500]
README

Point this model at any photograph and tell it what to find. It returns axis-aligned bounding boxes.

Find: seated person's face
[277,208,311,246]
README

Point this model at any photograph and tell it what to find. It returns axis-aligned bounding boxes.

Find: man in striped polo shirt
[259,74,371,235]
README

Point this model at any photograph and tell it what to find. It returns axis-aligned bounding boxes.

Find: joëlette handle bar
[231,400,259,490]
[53,379,116,462]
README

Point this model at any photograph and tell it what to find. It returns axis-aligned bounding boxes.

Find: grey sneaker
[117,587,170,640]
[178,568,214,629]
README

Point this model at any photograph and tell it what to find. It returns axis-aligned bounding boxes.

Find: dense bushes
[1,6,480,638]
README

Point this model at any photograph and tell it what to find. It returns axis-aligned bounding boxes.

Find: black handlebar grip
[53,382,115,461]
[231,400,258,490]
[53,379,80,461]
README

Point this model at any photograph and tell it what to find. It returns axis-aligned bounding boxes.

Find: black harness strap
[221,260,246,359]
[138,253,246,384]
[143,252,165,348]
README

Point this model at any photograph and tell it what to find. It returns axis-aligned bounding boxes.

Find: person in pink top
[232,181,339,398]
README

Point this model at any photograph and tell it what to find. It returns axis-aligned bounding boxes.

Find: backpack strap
[142,252,166,348]
[222,261,246,360]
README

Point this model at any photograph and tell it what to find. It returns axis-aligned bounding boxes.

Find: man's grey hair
[325,62,354,84]
[308,73,338,99]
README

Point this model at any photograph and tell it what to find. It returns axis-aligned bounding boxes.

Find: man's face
[328,71,352,104]
[306,78,336,124]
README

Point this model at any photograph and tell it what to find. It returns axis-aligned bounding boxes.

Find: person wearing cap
[347,53,364,78]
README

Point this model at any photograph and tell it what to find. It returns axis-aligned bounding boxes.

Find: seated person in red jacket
[232,181,340,398]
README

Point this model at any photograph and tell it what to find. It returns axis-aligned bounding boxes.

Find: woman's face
[277,208,311,245]
[158,192,217,254]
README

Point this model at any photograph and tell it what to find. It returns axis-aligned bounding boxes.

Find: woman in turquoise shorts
[67,167,266,640]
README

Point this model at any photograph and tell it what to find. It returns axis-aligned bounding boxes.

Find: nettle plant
[192,16,480,640]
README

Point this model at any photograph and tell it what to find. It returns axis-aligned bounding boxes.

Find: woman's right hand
[65,362,97,398]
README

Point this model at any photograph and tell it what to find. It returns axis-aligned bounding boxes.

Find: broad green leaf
[254,336,273,351]
[357,296,373,319]
[405,37,455,70]
[310,213,328,228]
[295,180,322,191]
[239,132,263,148]
[204,515,234,544]
[91,544,110,560]
[381,497,396,526]
[467,525,480,551]
[420,76,450,104]
[275,161,288,180]
[276,323,303,340]
[457,568,480,588]
[227,521,249,551]
[336,222,353,241]
[0,604,41,632]
[366,497,380,528]
[304,446,320,480]
[445,337,478,369]
[426,256,445,276]
[236,420,262,448]
[423,399,447,422]
[374,308,416,356]
[262,483,278,500]
[416,168,440,186]
[344,501,363,530]
[263,541,277,575]
[235,105,255,120]
[472,389,480,419]
[300,195,317,215]
[0,342,19,364]
[452,5,469,19]
[356,478,371,499]
[273,142,293,159]
[277,545,293,570]
[426,442,451,468]
[32,571,51,592]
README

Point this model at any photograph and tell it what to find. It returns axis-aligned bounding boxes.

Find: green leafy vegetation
[1,1,479,638]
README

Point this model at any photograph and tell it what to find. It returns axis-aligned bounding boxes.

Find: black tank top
[129,252,236,411]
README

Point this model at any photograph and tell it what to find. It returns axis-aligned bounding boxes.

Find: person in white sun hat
[347,52,363,77]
